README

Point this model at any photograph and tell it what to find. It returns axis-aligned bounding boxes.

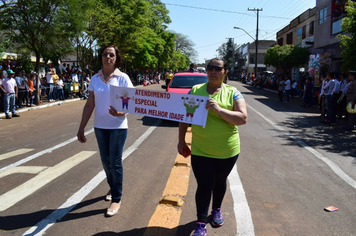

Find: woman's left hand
[109,106,126,116]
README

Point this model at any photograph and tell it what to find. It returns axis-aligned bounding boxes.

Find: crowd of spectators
[231,70,355,130]
[2,62,355,130]
[0,60,92,115]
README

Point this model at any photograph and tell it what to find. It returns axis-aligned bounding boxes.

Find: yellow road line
[144,128,192,235]
[0,151,96,211]
[0,148,34,161]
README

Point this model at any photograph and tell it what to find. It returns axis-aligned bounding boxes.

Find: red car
[161,72,208,94]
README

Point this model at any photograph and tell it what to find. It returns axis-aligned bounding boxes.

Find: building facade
[237,40,276,74]
[314,0,348,74]
[276,0,350,76]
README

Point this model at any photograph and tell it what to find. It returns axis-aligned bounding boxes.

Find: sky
[162,0,316,64]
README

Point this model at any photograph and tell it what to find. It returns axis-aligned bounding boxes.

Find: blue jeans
[53,86,57,100]
[47,83,54,100]
[3,93,16,116]
[94,128,127,203]
[325,94,333,122]
[57,89,64,100]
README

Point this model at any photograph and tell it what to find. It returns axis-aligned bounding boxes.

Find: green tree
[338,0,356,71]
[173,32,197,64]
[216,39,237,71]
[264,44,309,75]
[0,0,87,104]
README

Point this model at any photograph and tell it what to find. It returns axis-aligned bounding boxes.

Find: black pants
[18,88,28,108]
[191,154,239,223]
[332,93,340,122]
[320,95,325,122]
[278,91,283,101]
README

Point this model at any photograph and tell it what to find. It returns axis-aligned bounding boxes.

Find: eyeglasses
[207,65,224,72]
[102,53,116,58]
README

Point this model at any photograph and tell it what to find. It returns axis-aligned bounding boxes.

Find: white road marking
[22,120,162,236]
[0,148,34,161]
[0,129,94,172]
[228,164,255,236]
[0,151,96,211]
[247,104,356,189]
[0,166,48,178]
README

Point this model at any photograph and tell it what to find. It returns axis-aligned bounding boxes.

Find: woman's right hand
[77,128,87,143]
[177,142,191,158]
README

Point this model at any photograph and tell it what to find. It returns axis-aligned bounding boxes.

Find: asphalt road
[0,81,355,236]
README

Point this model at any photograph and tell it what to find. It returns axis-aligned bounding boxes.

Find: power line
[163,3,291,20]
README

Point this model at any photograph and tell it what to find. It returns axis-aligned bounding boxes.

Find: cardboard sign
[110,86,209,127]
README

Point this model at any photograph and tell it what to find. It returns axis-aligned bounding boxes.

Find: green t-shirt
[190,83,240,159]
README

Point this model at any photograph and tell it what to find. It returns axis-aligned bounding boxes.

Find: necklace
[102,69,114,84]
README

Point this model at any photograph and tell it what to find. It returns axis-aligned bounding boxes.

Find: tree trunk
[35,52,41,105]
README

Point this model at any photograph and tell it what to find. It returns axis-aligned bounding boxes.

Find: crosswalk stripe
[0,129,94,172]
[0,148,34,161]
[22,119,162,236]
[0,166,48,179]
[0,151,96,212]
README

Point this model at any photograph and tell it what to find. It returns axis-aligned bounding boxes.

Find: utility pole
[248,8,262,77]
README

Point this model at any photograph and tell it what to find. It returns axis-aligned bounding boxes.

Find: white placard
[110,86,209,127]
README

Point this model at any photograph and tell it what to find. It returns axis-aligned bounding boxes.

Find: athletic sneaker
[192,222,207,236]
[211,208,224,227]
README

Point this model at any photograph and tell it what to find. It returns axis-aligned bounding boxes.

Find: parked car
[161,72,208,94]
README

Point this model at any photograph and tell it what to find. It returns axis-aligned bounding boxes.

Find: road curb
[0,98,81,119]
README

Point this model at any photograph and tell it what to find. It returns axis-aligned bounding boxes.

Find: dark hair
[349,71,356,77]
[98,45,122,68]
[327,71,335,78]
[206,58,227,70]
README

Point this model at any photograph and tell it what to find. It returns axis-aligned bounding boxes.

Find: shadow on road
[139,116,179,128]
[91,221,196,236]
[280,115,356,160]
[0,196,103,232]
[238,83,356,160]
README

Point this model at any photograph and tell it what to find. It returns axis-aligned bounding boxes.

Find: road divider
[144,127,192,235]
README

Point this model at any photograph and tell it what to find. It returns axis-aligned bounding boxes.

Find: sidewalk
[0,97,81,119]
[249,84,350,129]
[0,83,146,120]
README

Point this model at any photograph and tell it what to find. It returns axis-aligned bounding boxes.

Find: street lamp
[234,26,258,76]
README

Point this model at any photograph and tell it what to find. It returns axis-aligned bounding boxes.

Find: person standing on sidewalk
[331,74,341,123]
[291,79,298,97]
[337,74,347,119]
[178,58,247,236]
[165,69,174,87]
[77,45,133,217]
[46,68,55,102]
[15,71,27,108]
[27,73,36,107]
[345,71,356,131]
[0,69,20,119]
[285,77,292,102]
[319,74,327,122]
[278,77,285,102]
[323,72,336,124]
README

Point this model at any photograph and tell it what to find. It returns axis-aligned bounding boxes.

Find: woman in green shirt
[178,58,248,236]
